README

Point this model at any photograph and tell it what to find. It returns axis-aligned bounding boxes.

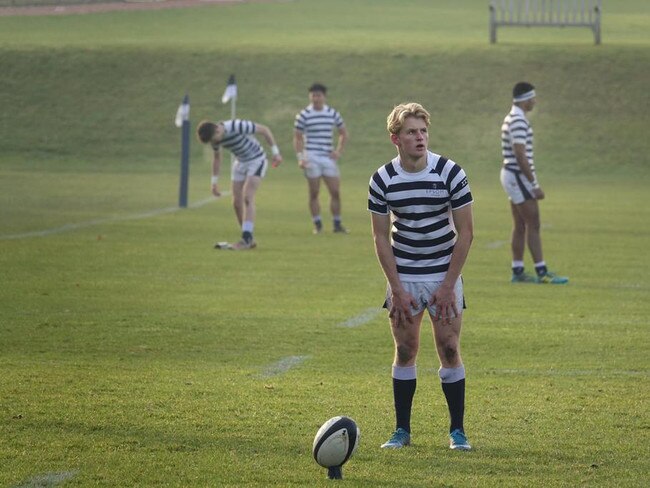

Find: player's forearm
[256,125,278,151]
[373,234,403,293]
[442,232,472,288]
[442,206,474,288]
[336,129,348,153]
[293,134,304,154]
[262,131,277,149]
[514,145,536,183]
[212,154,222,176]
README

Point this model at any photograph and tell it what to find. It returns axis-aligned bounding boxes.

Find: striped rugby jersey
[211,119,265,163]
[501,105,534,174]
[368,151,473,282]
[294,104,345,157]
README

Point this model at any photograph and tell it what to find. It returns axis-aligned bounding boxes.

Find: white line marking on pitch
[338,308,382,327]
[259,355,310,378]
[14,470,78,488]
[0,195,226,241]
[485,240,507,249]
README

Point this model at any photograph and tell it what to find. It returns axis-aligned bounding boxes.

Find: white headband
[513,89,536,102]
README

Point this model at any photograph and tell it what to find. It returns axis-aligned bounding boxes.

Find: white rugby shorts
[384,276,465,319]
[232,155,268,182]
[500,167,535,205]
[303,153,340,179]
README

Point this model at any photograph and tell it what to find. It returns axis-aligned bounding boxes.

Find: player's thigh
[430,315,463,365]
[231,180,245,201]
[514,198,540,227]
[501,168,533,205]
[390,310,426,355]
[307,176,321,196]
[510,201,525,228]
[322,175,341,195]
[243,175,262,198]
[304,159,323,179]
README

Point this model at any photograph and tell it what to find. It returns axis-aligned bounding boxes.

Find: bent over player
[368,102,474,451]
[500,82,568,283]
[197,118,282,250]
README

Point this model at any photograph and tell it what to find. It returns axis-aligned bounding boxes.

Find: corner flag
[175,94,191,208]
[175,94,190,128]
[221,74,237,104]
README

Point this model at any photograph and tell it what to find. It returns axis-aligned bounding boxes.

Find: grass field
[1,1,649,486]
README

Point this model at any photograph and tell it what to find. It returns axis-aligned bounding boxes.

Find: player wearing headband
[500,82,568,284]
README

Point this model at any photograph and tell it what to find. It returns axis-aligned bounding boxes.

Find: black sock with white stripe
[392,365,416,433]
[439,366,466,433]
[512,260,525,275]
[535,261,548,276]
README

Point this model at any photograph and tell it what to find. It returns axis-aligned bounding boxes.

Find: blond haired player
[368,102,474,451]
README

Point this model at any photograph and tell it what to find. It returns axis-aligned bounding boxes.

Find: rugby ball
[312,416,360,468]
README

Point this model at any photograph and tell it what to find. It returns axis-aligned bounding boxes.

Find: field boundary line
[13,470,78,488]
[258,355,310,379]
[338,307,382,328]
[0,0,285,17]
[1,195,222,241]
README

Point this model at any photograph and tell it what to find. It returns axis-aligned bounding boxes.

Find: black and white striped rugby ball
[312,416,360,468]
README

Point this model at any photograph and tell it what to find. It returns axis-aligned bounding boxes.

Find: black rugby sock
[393,378,416,433]
[441,378,465,433]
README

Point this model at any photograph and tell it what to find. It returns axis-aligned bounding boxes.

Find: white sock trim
[392,365,417,380]
[438,365,465,383]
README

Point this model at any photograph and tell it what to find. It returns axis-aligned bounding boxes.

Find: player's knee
[396,343,417,364]
[529,220,541,232]
[243,193,256,207]
[442,345,458,364]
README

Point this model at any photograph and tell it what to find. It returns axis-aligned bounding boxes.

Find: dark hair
[513,81,535,98]
[196,120,218,143]
[309,83,327,94]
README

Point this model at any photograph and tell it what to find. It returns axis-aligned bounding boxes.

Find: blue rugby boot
[380,428,411,449]
[535,271,569,284]
[449,429,472,451]
[511,271,536,283]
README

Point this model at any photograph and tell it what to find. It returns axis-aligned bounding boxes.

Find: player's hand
[431,284,458,325]
[533,187,545,200]
[330,150,341,161]
[272,154,283,168]
[389,289,418,329]
[211,184,221,197]
[298,158,310,169]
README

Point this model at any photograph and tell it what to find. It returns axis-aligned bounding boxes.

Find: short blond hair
[386,102,431,135]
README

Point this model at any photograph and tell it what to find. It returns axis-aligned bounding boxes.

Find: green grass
[1,1,649,486]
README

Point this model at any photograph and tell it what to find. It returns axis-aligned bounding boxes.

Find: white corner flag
[221,74,237,104]
[175,94,190,128]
